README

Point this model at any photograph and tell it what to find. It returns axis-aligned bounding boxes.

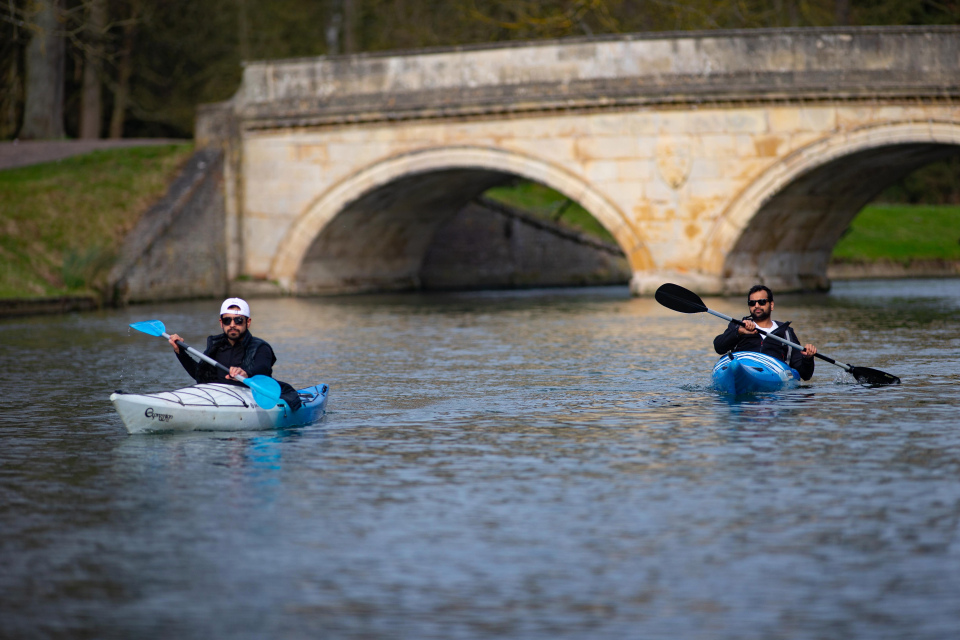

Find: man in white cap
[167,298,301,410]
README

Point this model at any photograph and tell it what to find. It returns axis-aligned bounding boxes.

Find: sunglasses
[748,298,770,306]
[221,315,247,326]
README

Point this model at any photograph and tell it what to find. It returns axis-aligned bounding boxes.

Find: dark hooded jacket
[713,317,815,381]
[175,330,302,410]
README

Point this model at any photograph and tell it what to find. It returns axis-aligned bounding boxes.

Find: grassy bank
[484,181,618,244]
[830,204,960,263]
[0,144,194,299]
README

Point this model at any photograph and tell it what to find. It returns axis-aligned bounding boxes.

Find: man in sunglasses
[167,297,301,410]
[713,285,818,381]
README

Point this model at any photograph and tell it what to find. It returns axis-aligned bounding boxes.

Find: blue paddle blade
[244,375,282,410]
[130,320,167,337]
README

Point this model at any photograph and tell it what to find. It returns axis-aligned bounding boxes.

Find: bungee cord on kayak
[135,384,253,408]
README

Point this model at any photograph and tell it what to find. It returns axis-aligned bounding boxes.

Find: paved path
[0,139,187,171]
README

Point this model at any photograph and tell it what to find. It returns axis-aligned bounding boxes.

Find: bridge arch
[270,145,653,293]
[702,121,960,294]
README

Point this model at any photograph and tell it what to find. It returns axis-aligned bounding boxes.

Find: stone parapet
[233,27,960,129]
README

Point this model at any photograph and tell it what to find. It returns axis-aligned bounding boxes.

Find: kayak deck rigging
[132,384,254,408]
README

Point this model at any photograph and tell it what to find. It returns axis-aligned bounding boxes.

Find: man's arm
[174,346,202,382]
[245,343,275,377]
[714,320,744,354]
[786,328,816,380]
[169,333,218,383]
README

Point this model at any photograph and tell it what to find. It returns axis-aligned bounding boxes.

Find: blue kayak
[712,352,800,395]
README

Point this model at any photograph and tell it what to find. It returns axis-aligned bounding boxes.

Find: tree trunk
[80,0,106,139]
[238,0,250,61]
[108,11,136,139]
[21,0,65,140]
[1,50,22,139]
[343,0,357,53]
[326,11,342,55]
[834,0,851,26]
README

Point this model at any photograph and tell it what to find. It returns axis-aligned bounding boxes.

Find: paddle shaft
[160,331,249,381]
[705,308,854,373]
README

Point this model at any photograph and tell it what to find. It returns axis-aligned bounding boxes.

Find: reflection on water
[1,279,959,639]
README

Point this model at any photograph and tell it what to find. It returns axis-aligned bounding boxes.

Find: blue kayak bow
[129,319,283,409]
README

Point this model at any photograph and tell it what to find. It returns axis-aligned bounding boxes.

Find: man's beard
[225,326,245,341]
[751,307,770,322]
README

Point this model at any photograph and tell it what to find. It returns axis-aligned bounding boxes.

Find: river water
[1,278,959,639]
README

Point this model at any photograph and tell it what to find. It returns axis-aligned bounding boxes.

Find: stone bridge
[194,26,960,296]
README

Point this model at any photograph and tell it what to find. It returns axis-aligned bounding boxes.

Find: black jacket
[176,331,302,410]
[713,317,815,381]
[176,330,276,384]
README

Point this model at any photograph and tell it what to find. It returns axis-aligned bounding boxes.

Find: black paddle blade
[655,283,708,314]
[850,366,901,386]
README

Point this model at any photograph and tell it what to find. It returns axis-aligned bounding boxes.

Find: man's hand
[227,366,248,381]
[168,333,183,354]
[738,320,757,335]
[802,344,817,359]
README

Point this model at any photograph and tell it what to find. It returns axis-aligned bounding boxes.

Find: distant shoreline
[826,259,960,280]
[3,267,959,319]
[0,296,101,318]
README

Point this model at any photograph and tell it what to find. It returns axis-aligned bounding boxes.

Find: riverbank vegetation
[484,181,618,244]
[0,144,193,298]
[831,205,960,263]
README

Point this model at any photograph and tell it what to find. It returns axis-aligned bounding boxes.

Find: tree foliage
[1,0,958,139]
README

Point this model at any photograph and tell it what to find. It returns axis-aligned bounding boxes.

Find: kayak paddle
[129,319,283,408]
[654,283,901,386]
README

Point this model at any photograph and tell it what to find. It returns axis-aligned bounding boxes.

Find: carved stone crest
[656,140,692,190]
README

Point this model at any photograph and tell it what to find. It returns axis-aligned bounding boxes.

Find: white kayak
[110,382,329,434]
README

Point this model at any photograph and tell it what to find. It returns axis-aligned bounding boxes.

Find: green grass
[831,204,960,263]
[483,181,618,244]
[0,143,194,298]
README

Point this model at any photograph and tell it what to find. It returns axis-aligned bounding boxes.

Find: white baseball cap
[219,297,251,317]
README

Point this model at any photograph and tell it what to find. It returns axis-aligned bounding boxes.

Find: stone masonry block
[583,160,620,182]
[509,138,576,163]
[615,160,654,181]
[769,107,837,133]
[645,178,683,203]
[688,178,734,200]
[243,215,290,275]
[628,113,663,136]
[688,159,722,181]
[634,136,659,159]
[575,136,639,160]
[697,134,739,157]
